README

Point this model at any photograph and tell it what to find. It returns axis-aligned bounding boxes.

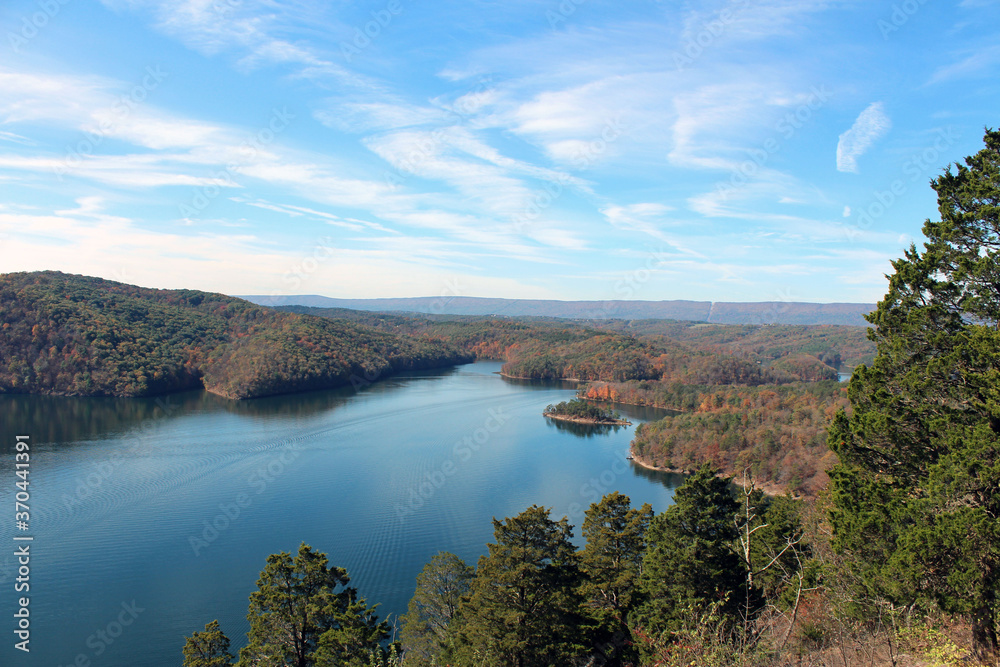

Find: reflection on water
[629,462,688,490]
[0,387,359,455]
[0,391,198,448]
[0,361,683,667]
[498,373,582,392]
[544,416,625,438]
[0,366,467,452]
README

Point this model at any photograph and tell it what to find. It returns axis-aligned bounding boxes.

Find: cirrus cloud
[836,102,892,173]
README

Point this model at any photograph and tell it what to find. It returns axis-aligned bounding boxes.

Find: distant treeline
[251,294,875,325]
[1,273,866,404]
[281,305,875,375]
[588,319,875,370]
[282,305,849,385]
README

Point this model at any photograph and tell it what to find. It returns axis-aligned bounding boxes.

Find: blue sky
[0,0,998,304]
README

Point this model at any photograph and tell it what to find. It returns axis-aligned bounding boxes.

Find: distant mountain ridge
[241,295,875,326]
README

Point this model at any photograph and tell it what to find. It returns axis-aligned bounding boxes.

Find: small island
[543,398,631,425]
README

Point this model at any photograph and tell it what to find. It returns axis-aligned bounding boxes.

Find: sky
[0,0,998,304]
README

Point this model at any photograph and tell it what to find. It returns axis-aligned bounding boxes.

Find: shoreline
[504,373,798,498]
[576,388,689,413]
[628,447,788,497]
[543,412,632,426]
[499,372,584,383]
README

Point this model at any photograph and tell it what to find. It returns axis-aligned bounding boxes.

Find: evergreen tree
[237,543,388,667]
[581,492,653,616]
[579,492,653,665]
[453,505,586,666]
[312,590,393,667]
[400,552,473,666]
[635,465,751,640]
[828,128,1000,659]
[183,620,234,667]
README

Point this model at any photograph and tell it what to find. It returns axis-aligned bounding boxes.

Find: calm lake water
[0,361,683,667]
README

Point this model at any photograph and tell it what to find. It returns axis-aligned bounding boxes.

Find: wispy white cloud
[6,0,996,303]
[0,67,227,152]
[0,69,112,125]
[365,128,548,221]
[676,0,840,46]
[0,196,559,297]
[601,203,677,242]
[101,0,376,90]
[0,154,234,188]
[927,44,1000,85]
[229,197,396,233]
[315,101,446,133]
[836,102,891,173]
[668,79,785,171]
[0,130,35,146]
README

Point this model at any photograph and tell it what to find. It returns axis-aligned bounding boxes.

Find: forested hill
[278,305,862,384]
[249,294,874,325]
[0,271,471,399]
[587,319,875,370]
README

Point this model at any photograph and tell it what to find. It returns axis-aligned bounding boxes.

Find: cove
[0,361,682,667]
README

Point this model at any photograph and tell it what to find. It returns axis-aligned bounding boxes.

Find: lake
[0,361,683,667]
